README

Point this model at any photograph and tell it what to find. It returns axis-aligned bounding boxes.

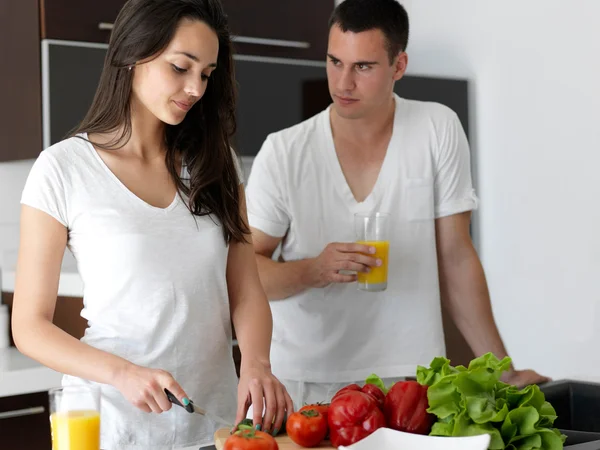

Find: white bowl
[338,427,491,450]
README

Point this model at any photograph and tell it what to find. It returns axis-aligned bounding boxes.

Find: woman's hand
[234,359,294,436]
[112,363,189,413]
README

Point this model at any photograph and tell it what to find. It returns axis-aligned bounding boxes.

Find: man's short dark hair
[328,0,409,64]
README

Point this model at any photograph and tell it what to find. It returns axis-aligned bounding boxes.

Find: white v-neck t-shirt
[21,134,239,450]
[246,95,478,383]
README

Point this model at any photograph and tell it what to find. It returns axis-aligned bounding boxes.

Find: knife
[164,389,232,427]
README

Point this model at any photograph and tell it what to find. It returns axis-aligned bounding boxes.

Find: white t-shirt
[21,135,239,450]
[246,95,478,383]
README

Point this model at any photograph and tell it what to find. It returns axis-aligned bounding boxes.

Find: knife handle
[164,388,194,414]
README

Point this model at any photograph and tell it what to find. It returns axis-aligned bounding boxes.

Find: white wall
[406,0,600,378]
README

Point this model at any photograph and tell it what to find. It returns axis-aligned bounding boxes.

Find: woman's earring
[128,65,133,71]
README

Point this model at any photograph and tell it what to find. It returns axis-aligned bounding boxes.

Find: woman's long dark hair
[71,0,249,244]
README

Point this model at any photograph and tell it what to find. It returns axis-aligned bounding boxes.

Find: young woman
[11,0,292,448]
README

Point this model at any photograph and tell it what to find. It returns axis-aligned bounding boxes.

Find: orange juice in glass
[355,213,390,292]
[49,386,101,450]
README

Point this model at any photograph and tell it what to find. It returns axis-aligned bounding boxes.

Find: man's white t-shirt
[246,95,479,383]
[21,135,239,450]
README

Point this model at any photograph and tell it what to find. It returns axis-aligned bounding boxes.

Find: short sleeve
[434,111,479,218]
[245,136,290,238]
[20,150,69,227]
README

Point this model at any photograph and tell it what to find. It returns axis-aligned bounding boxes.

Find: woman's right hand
[112,363,189,413]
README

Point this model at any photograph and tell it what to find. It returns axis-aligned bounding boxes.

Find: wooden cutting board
[214,428,336,449]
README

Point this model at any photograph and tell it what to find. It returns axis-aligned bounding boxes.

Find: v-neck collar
[321,95,401,213]
[82,133,180,213]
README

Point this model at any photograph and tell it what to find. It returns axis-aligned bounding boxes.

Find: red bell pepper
[361,383,386,411]
[331,383,385,411]
[328,389,386,447]
[383,380,434,435]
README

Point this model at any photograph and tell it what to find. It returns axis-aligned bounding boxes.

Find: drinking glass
[354,212,390,292]
[49,385,101,450]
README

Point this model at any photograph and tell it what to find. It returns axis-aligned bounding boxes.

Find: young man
[246,0,548,406]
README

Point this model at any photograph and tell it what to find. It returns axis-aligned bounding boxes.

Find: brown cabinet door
[41,0,333,55]
[221,0,332,60]
[0,392,52,450]
[0,0,43,162]
[40,0,127,43]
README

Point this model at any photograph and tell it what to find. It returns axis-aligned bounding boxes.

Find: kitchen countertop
[567,442,600,450]
[0,347,62,397]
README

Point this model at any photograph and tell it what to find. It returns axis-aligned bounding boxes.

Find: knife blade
[164,388,232,427]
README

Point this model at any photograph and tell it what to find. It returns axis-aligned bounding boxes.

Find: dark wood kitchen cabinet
[40,0,126,43]
[40,0,333,59]
[0,392,52,450]
[0,0,333,163]
[221,0,332,60]
[1,0,126,162]
[0,0,43,161]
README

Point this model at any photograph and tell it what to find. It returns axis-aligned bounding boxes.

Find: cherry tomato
[223,428,279,450]
[286,409,328,447]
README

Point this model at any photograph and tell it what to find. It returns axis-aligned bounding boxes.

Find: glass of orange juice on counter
[355,212,390,292]
[49,385,100,450]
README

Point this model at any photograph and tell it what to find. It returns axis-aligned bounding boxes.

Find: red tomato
[299,403,330,423]
[286,409,328,447]
[223,429,279,450]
